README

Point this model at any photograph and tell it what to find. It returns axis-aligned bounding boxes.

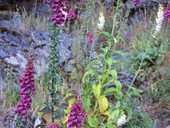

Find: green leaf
[109,109,120,122]
[107,124,117,128]
[111,50,124,56]
[108,70,117,81]
[127,85,142,96]
[83,95,91,113]
[100,31,111,38]
[92,84,102,99]
[115,91,123,100]
[98,95,109,113]
[82,69,96,83]
[87,116,99,127]
[104,88,116,95]
[105,57,113,68]
[101,47,109,55]
[115,81,122,92]
[88,60,101,68]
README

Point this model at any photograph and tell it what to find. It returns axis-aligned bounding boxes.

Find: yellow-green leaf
[105,57,113,68]
[92,84,102,99]
[98,96,108,113]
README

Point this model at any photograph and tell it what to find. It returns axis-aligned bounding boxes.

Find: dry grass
[19,7,49,31]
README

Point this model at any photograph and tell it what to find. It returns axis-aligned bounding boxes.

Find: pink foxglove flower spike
[15,55,36,119]
[68,9,76,20]
[133,0,140,5]
[164,3,170,21]
[67,98,85,128]
[87,32,94,46]
[49,124,57,128]
[47,0,67,26]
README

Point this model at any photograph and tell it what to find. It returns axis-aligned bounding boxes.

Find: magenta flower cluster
[87,32,94,46]
[68,9,76,20]
[164,3,170,21]
[133,0,140,5]
[47,0,76,26]
[67,99,85,128]
[49,124,57,128]
[15,55,36,119]
[47,0,67,26]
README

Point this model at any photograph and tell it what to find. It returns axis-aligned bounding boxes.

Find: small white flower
[153,4,164,38]
[117,113,127,127]
[97,12,105,30]
[34,117,41,128]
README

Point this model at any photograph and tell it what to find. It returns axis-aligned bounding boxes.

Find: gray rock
[9,41,18,46]
[0,19,76,90]
[4,56,19,66]
[0,38,4,43]
[58,43,72,63]
[64,62,75,72]
[91,51,98,59]
[166,125,170,128]
[0,49,8,59]
[0,76,5,87]
[59,33,74,48]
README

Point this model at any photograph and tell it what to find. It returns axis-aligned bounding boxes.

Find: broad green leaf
[107,124,117,128]
[92,84,102,99]
[115,91,123,100]
[103,111,109,116]
[83,95,91,112]
[88,60,101,68]
[115,81,122,91]
[112,60,122,65]
[111,50,124,56]
[99,95,109,113]
[105,57,113,68]
[108,70,117,80]
[104,88,116,95]
[87,116,99,127]
[100,31,111,38]
[82,69,96,83]
[109,109,120,122]
[101,47,109,55]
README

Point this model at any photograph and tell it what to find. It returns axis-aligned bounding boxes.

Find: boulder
[0,20,76,88]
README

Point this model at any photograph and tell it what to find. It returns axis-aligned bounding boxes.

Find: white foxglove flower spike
[97,12,105,30]
[153,4,164,38]
[117,113,127,127]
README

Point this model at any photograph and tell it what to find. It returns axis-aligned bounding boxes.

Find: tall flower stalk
[48,26,62,123]
[97,11,105,31]
[15,55,36,127]
[153,4,164,39]
[67,97,85,128]
[164,3,170,21]
[47,0,66,123]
